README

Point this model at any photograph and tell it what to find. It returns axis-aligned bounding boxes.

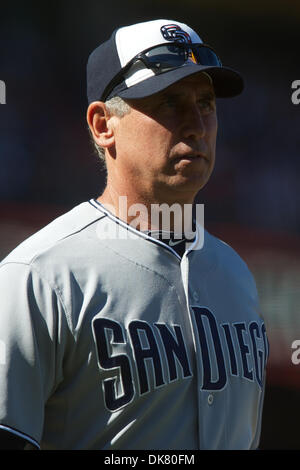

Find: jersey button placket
[207,393,214,405]
[180,255,202,449]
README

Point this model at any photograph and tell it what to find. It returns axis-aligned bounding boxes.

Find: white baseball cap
[87,19,244,103]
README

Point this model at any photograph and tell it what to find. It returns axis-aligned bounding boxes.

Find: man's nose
[181,104,206,140]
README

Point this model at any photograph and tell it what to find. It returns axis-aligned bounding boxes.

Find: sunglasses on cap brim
[102,42,222,101]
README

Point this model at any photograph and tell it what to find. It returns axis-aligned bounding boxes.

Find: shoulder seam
[29,215,105,266]
[0,261,73,332]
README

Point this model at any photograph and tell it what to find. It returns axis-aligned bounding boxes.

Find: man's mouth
[172,152,208,162]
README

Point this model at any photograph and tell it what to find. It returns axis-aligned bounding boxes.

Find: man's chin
[171,171,212,192]
[153,176,211,206]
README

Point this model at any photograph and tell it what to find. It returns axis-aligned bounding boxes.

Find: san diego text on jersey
[93,306,268,411]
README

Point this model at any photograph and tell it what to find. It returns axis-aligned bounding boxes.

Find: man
[0,19,268,450]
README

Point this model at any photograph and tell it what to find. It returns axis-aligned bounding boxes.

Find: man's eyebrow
[198,90,216,100]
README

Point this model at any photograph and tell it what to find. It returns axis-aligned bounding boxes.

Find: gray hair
[88,96,131,165]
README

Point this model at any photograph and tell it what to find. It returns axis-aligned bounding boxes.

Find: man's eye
[159,94,179,108]
[198,99,215,113]
[162,98,177,107]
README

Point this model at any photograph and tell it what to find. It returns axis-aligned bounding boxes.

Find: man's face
[110,72,218,204]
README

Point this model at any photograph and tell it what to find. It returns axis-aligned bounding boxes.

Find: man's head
[86,19,243,206]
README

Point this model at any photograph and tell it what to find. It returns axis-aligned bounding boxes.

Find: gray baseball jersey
[0,199,268,450]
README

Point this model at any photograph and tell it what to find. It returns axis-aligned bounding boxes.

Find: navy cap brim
[110,64,244,101]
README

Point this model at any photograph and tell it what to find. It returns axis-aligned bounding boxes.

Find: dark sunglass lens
[194,46,221,66]
[146,45,186,68]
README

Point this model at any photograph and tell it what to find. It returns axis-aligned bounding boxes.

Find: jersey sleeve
[0,262,67,448]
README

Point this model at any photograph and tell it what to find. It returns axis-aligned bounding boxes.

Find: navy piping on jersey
[89,199,188,260]
[0,424,40,449]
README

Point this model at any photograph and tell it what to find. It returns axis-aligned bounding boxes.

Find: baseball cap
[87,19,244,104]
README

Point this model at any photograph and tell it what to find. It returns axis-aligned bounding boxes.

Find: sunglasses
[102,42,222,101]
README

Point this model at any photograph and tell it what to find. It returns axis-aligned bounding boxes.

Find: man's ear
[86,101,115,149]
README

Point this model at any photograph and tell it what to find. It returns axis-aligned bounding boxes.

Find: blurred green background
[1,0,300,449]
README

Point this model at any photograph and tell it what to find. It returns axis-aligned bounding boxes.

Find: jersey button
[193,291,199,302]
[208,394,214,405]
